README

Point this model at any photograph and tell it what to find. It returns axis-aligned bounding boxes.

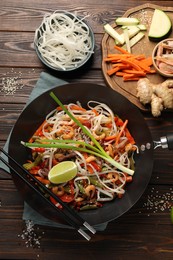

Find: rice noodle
[34,11,94,70]
[25,100,136,210]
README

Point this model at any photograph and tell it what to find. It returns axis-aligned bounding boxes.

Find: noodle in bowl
[34,10,95,71]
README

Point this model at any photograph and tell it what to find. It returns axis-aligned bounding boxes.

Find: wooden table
[0,0,173,259]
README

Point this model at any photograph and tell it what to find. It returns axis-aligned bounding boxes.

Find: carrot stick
[119,58,142,71]
[134,59,151,72]
[114,45,129,54]
[123,77,140,81]
[70,104,86,111]
[104,134,117,141]
[112,64,130,70]
[131,54,146,60]
[35,176,50,185]
[29,120,47,143]
[122,69,146,76]
[116,71,126,76]
[141,56,153,66]
[107,66,120,76]
[104,45,156,80]
[107,54,132,58]
[125,128,135,144]
[122,74,141,81]
[115,119,128,145]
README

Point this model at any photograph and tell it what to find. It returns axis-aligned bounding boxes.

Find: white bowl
[152,38,173,78]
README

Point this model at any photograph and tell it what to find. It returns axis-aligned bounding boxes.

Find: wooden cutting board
[102,3,173,111]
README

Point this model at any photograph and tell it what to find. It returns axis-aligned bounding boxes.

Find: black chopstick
[0,148,96,240]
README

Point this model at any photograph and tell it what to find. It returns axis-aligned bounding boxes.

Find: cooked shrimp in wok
[22,100,137,211]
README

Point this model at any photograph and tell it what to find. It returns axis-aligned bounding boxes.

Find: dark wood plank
[1,0,173,33]
[0,32,102,68]
[0,179,172,259]
[0,68,105,106]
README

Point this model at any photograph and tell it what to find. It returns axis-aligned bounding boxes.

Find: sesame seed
[142,187,173,215]
[18,220,45,249]
[0,69,24,95]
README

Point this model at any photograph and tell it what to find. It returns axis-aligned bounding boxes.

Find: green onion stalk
[21,92,134,176]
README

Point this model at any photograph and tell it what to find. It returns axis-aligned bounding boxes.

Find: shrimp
[86,155,96,163]
[107,172,119,183]
[56,125,75,139]
[93,131,105,140]
[85,185,96,198]
[52,186,65,196]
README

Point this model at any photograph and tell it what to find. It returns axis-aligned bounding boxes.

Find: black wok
[8,83,154,226]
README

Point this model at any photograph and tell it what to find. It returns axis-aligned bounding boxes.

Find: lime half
[48,161,78,184]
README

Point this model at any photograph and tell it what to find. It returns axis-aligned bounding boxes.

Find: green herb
[23,155,42,170]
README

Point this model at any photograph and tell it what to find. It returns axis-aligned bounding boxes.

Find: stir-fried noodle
[23,101,137,210]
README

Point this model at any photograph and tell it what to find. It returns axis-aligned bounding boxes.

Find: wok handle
[160,133,173,150]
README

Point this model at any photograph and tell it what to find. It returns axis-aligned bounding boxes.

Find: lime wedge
[171,207,173,224]
[48,161,77,184]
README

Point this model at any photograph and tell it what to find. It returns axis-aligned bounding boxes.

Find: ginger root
[137,78,173,117]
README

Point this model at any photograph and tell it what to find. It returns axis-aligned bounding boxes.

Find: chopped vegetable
[23,155,42,170]
[104,46,155,81]
[104,23,124,45]
[137,24,147,31]
[124,32,145,49]
[123,28,131,53]
[115,119,128,145]
[22,98,137,211]
[115,17,139,26]
[22,94,135,176]
[104,15,147,52]
[148,9,172,41]
[116,26,140,45]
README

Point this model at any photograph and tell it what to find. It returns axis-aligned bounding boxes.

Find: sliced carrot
[114,117,124,126]
[104,45,156,80]
[105,54,132,60]
[104,134,117,141]
[119,58,142,71]
[35,176,50,185]
[134,59,151,72]
[92,108,99,116]
[114,45,129,54]
[116,71,125,77]
[125,128,135,144]
[123,77,140,81]
[141,56,153,66]
[123,74,141,81]
[131,54,146,60]
[122,69,146,76]
[126,175,133,182]
[70,104,86,111]
[115,119,128,145]
[123,73,135,79]
[29,120,47,143]
[107,66,120,76]
[112,64,130,70]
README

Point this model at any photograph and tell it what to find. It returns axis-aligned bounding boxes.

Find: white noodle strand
[34,11,94,70]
